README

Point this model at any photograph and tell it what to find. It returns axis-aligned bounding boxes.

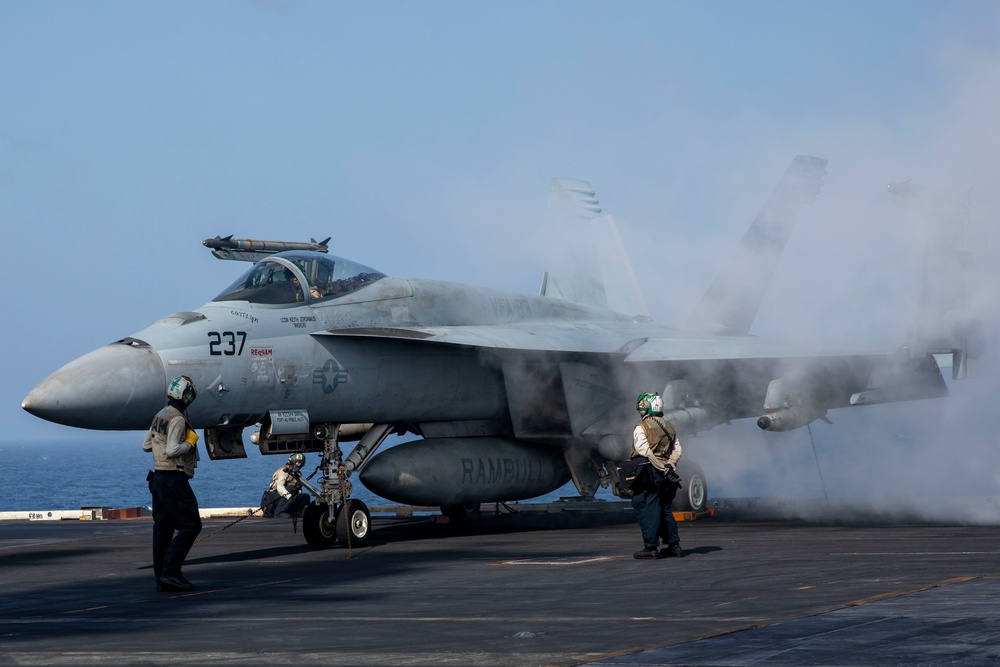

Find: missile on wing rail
[203,235,331,262]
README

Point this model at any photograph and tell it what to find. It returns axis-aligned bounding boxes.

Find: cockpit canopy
[212,251,386,305]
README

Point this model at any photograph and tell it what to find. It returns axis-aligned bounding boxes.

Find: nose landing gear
[302,501,339,548]
[297,423,393,550]
[302,498,373,549]
[337,498,371,547]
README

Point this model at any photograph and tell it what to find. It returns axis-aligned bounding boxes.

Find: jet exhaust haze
[588,57,1000,524]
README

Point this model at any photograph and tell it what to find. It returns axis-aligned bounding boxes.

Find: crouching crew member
[143,375,202,592]
[261,453,311,518]
[631,391,684,560]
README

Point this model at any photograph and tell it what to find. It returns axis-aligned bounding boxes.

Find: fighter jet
[22,156,954,549]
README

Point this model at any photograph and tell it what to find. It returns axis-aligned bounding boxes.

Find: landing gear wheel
[336,498,371,547]
[674,461,708,513]
[303,502,336,549]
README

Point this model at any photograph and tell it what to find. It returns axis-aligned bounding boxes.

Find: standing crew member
[261,453,311,518]
[143,375,202,592]
[630,391,684,559]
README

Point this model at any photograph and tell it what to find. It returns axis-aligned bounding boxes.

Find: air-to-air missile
[203,235,331,262]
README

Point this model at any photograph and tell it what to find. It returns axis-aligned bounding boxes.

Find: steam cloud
[627,51,1000,524]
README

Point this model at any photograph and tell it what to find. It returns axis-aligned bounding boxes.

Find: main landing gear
[673,459,708,513]
[297,423,394,550]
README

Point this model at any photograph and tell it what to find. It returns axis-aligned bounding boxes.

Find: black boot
[661,544,683,558]
[633,547,663,559]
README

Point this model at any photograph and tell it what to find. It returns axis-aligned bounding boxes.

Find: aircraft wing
[315,323,947,436]
[315,324,893,360]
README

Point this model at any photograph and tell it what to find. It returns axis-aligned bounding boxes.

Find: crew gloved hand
[185,428,199,446]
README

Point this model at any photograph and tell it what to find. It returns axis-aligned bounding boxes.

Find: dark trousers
[150,471,202,580]
[631,468,680,550]
[260,489,310,518]
[274,492,310,517]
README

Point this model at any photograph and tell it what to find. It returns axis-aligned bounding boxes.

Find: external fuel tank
[359,437,571,506]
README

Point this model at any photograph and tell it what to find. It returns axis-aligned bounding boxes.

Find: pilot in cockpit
[285,270,320,301]
[211,252,386,305]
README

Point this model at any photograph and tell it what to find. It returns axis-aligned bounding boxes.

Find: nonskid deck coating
[2,511,1000,666]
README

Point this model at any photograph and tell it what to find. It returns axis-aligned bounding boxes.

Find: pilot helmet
[167,375,197,406]
[636,391,663,417]
[287,453,305,468]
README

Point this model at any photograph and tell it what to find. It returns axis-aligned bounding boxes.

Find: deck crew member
[262,453,311,518]
[143,375,202,592]
[631,391,684,560]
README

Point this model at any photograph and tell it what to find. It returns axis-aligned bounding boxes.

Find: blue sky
[3,1,1000,451]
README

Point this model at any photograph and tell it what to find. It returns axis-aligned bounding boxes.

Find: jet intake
[359,437,571,507]
[205,427,247,460]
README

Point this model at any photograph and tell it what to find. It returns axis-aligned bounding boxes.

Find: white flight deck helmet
[167,375,197,406]
[636,391,663,418]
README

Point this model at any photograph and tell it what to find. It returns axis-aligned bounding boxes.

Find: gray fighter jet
[22,156,955,549]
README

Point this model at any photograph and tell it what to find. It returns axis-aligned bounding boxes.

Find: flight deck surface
[2,510,999,666]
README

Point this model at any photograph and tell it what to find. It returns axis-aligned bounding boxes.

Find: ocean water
[0,435,612,512]
[16,394,977,514]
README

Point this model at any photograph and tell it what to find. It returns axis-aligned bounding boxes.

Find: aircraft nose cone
[22,340,166,430]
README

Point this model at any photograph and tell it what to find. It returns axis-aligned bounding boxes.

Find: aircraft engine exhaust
[358,437,572,507]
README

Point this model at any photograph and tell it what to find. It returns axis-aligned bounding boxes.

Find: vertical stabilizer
[890,182,987,379]
[541,179,650,320]
[686,155,828,335]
